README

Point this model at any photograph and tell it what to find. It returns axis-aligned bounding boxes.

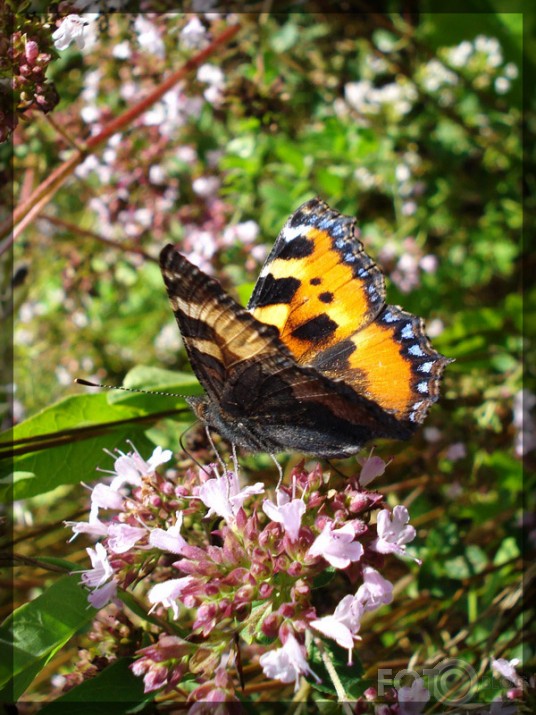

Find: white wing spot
[401,324,414,340]
[408,344,424,357]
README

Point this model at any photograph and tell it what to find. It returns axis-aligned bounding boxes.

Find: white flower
[52,14,93,51]
[180,16,208,49]
[107,523,146,554]
[109,445,172,491]
[492,657,523,688]
[134,16,165,58]
[355,567,393,611]
[80,543,118,608]
[196,470,264,523]
[259,634,319,690]
[197,63,224,86]
[263,491,305,542]
[372,505,419,561]
[149,512,187,555]
[310,594,363,662]
[447,40,473,68]
[308,521,363,569]
[495,77,511,94]
[112,40,131,59]
[357,451,387,486]
[148,576,194,620]
[192,175,220,198]
[396,164,411,182]
[223,220,260,246]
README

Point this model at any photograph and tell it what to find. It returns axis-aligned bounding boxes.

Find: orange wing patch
[248,199,385,363]
[311,305,450,423]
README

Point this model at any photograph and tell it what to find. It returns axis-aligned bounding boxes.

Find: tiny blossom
[109,445,172,490]
[447,40,473,67]
[397,676,430,715]
[197,63,224,86]
[107,523,146,554]
[196,470,264,522]
[134,16,165,58]
[356,566,393,611]
[112,40,131,59]
[358,451,387,486]
[259,634,319,690]
[180,16,209,49]
[52,14,92,51]
[308,521,364,569]
[311,594,364,660]
[148,576,194,620]
[426,318,444,338]
[149,512,187,555]
[492,658,523,688]
[90,483,125,515]
[222,220,260,246]
[419,255,438,273]
[513,389,536,456]
[192,175,220,198]
[80,543,117,607]
[372,505,418,561]
[263,491,306,542]
[445,442,466,462]
[495,77,510,94]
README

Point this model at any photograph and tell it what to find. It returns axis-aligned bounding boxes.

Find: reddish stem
[2,22,241,251]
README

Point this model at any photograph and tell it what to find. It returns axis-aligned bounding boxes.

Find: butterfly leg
[270,453,284,489]
[231,442,240,479]
[205,425,227,474]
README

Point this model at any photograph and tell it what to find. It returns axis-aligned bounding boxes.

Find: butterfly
[159,198,451,459]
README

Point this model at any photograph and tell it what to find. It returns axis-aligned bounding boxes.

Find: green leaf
[38,659,150,712]
[0,369,199,501]
[309,639,363,699]
[0,575,96,700]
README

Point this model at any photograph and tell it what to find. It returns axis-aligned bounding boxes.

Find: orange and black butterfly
[160,198,450,458]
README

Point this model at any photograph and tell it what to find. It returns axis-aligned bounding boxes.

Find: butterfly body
[160,198,450,458]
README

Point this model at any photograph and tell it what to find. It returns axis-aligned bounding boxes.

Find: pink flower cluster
[1,17,59,142]
[68,444,420,701]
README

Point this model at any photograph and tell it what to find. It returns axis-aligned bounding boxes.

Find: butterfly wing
[160,245,287,403]
[248,198,450,427]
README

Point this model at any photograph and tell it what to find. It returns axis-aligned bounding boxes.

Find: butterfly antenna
[75,378,189,399]
[178,421,213,478]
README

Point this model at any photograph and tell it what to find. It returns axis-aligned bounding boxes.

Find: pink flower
[148,577,194,620]
[397,676,430,715]
[259,634,319,690]
[492,658,523,688]
[80,543,117,608]
[308,521,364,568]
[107,523,146,554]
[358,451,388,486]
[81,543,114,588]
[372,506,419,561]
[88,579,118,609]
[356,567,394,611]
[196,470,264,523]
[149,512,187,554]
[262,491,305,542]
[89,483,124,521]
[109,445,172,490]
[310,595,363,663]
